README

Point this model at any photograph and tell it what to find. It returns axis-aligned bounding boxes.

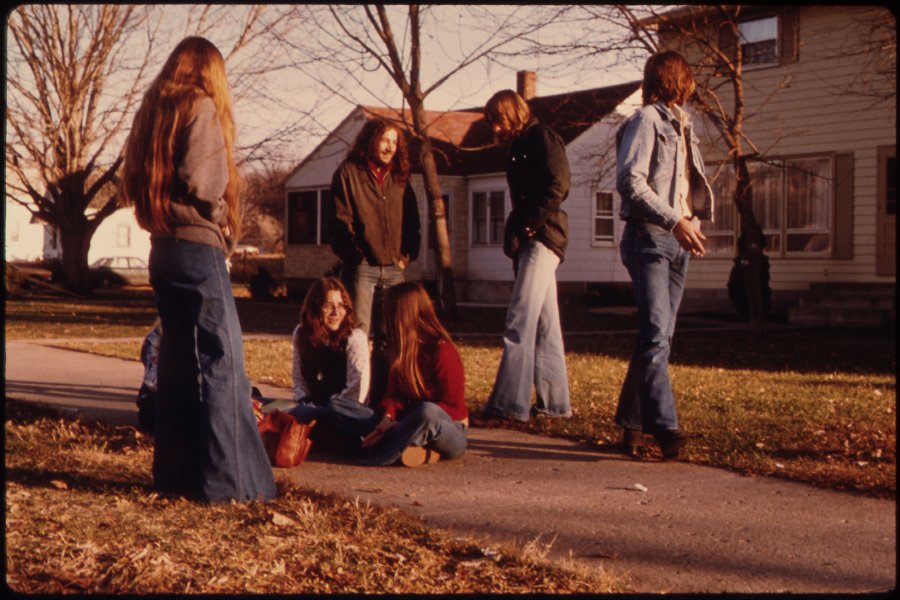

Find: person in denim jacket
[615,51,714,460]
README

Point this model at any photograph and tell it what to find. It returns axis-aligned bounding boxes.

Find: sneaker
[400,445,441,467]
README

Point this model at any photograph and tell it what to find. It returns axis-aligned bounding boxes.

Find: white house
[86,206,151,265]
[5,198,53,262]
[281,75,644,302]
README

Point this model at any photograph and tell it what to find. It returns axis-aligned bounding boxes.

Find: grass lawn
[7,288,896,501]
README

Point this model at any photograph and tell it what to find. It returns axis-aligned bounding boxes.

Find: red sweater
[380,340,468,422]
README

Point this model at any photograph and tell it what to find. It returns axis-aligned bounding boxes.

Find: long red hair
[383,282,453,398]
[121,36,242,239]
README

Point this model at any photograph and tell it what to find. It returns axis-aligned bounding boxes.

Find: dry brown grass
[4,401,620,594]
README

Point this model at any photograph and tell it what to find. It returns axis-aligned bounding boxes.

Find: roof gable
[288,80,641,180]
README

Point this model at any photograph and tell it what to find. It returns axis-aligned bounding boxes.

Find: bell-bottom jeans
[483,239,571,422]
[615,222,690,434]
[150,238,276,503]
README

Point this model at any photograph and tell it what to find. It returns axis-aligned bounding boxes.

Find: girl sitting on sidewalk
[262,277,369,455]
[325,282,468,467]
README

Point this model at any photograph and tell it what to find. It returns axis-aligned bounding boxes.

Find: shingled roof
[361,79,641,176]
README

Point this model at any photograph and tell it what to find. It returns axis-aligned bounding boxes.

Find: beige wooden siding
[669,5,896,290]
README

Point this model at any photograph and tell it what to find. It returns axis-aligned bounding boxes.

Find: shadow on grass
[4,467,153,496]
[7,288,895,377]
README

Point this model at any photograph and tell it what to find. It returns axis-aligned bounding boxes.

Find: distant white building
[5,198,52,262]
[86,207,151,265]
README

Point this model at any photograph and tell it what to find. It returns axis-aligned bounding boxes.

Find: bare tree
[241,162,291,253]
[276,4,571,317]
[6,5,158,292]
[6,5,315,292]
[611,5,786,339]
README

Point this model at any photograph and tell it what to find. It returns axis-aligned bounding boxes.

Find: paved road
[5,339,896,593]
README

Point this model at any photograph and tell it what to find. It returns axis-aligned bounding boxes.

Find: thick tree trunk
[409,102,459,320]
[59,226,93,294]
[734,154,769,341]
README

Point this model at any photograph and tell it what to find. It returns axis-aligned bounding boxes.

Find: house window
[738,16,778,67]
[427,193,451,251]
[592,191,615,245]
[116,225,131,247]
[472,190,505,246]
[287,188,330,246]
[706,156,835,257]
[704,163,737,255]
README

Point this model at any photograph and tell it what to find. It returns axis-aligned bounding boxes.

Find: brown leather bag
[257,411,315,468]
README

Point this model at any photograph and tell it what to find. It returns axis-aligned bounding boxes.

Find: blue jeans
[341,263,406,336]
[484,240,571,422]
[150,238,276,502]
[616,222,690,434]
[342,262,405,409]
[325,395,467,466]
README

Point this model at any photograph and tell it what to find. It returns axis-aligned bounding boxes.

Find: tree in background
[6,5,154,292]
[240,163,291,254]
[275,4,571,317]
[6,5,312,292]
[612,5,786,339]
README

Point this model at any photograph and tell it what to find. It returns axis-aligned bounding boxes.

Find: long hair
[382,282,452,399]
[121,36,242,239]
[484,89,532,137]
[296,277,356,354]
[347,118,410,183]
[641,50,697,107]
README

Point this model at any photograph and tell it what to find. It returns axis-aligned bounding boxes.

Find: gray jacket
[167,96,233,252]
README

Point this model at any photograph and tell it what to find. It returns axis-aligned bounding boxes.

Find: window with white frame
[592,191,615,245]
[287,188,331,246]
[116,224,131,247]
[738,16,778,67]
[705,156,835,257]
[471,190,505,246]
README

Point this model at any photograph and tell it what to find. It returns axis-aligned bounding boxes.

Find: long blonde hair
[383,282,452,399]
[121,36,242,239]
[484,89,532,138]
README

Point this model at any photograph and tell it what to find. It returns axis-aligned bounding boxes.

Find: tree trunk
[409,102,459,320]
[59,226,94,294]
[734,154,769,341]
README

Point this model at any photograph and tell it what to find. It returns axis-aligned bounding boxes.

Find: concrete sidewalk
[4,339,896,593]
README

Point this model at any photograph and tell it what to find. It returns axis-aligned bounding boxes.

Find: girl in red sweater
[325,281,468,466]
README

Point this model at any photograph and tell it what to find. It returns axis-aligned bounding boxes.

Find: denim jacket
[616,102,714,231]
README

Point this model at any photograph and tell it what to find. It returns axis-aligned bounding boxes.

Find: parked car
[90,256,150,287]
[233,244,260,257]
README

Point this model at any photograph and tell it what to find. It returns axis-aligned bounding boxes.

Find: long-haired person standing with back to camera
[121,37,276,502]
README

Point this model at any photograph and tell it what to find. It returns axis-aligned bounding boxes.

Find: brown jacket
[328,161,421,267]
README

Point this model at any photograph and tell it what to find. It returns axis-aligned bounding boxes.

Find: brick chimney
[516,70,536,100]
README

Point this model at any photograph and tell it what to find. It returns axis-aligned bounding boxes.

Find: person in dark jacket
[328,118,421,409]
[479,90,572,423]
[328,118,422,336]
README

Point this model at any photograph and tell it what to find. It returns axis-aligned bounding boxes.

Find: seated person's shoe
[654,429,688,460]
[400,445,441,467]
[621,428,647,457]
